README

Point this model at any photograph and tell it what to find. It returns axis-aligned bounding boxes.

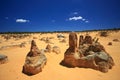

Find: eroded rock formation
[52,46,61,54]
[45,44,52,53]
[22,40,47,75]
[60,32,114,73]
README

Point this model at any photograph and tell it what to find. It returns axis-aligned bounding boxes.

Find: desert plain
[0,30,120,80]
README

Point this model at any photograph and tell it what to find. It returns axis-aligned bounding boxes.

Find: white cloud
[16,19,29,23]
[68,15,89,23]
[69,16,83,21]
[73,12,78,15]
[85,21,89,23]
[68,16,89,23]
[82,18,85,21]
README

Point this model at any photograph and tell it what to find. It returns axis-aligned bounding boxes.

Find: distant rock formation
[45,44,52,53]
[22,40,47,75]
[0,54,8,64]
[57,33,65,38]
[60,32,114,73]
[40,37,53,44]
[45,44,61,54]
[52,46,61,54]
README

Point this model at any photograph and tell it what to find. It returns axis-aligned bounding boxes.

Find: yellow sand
[0,31,120,80]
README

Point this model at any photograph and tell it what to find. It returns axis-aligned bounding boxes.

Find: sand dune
[0,31,120,80]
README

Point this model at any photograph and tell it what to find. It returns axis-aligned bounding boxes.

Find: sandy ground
[0,31,120,80]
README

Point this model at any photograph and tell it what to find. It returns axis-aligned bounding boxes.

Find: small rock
[45,44,52,53]
[52,46,61,54]
[113,39,119,42]
[0,54,8,64]
[60,39,66,43]
[108,42,112,45]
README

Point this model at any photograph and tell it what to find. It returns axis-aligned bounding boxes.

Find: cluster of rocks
[108,39,119,46]
[45,44,61,54]
[22,40,47,75]
[40,37,53,44]
[0,42,26,50]
[60,32,114,73]
[1,34,31,40]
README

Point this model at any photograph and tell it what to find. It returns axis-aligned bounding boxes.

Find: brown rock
[113,39,119,42]
[61,32,114,73]
[97,61,109,73]
[46,44,52,53]
[83,35,93,44]
[79,35,84,46]
[87,44,105,52]
[27,40,40,57]
[20,42,26,48]
[69,32,78,53]
[95,38,99,43]
[60,39,66,43]
[92,37,96,42]
[33,37,37,39]
[61,52,98,69]
[22,40,47,75]
[108,42,112,45]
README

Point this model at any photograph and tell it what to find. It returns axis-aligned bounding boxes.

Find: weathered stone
[108,42,112,45]
[20,42,26,48]
[113,39,119,42]
[92,37,96,42]
[60,39,66,43]
[83,35,93,44]
[52,46,61,54]
[0,54,8,64]
[79,35,84,46]
[87,44,105,52]
[22,40,47,75]
[95,38,99,43]
[40,37,46,41]
[57,33,64,38]
[69,32,78,53]
[45,37,50,43]
[46,44,52,53]
[97,61,109,73]
[27,40,40,57]
[61,33,114,73]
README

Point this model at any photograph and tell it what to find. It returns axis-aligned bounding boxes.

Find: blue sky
[0,0,120,32]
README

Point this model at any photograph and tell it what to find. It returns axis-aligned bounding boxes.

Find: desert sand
[0,31,120,80]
